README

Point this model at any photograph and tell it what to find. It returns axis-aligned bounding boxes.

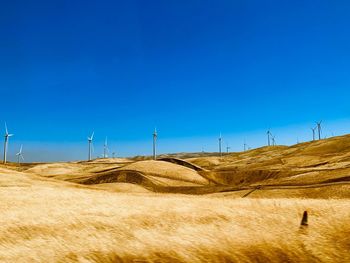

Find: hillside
[9,134,348,197]
[188,135,350,189]
[0,135,350,262]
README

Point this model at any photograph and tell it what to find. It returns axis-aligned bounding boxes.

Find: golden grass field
[1,135,350,262]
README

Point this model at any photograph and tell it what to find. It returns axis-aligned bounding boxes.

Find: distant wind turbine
[267,130,272,146]
[226,144,230,153]
[153,128,157,160]
[219,133,222,157]
[112,152,115,158]
[87,132,94,161]
[316,121,322,140]
[16,145,24,165]
[311,127,316,141]
[103,137,109,158]
[244,140,247,151]
[271,135,276,146]
[3,123,14,164]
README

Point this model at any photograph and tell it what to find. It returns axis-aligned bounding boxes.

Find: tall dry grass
[0,177,349,262]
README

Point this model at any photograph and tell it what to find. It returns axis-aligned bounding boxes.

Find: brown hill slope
[188,134,350,188]
[3,134,350,197]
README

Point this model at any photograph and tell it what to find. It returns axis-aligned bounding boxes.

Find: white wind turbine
[311,127,317,141]
[267,130,272,146]
[87,132,94,161]
[271,135,276,146]
[218,132,222,157]
[226,143,230,153]
[103,136,109,158]
[153,128,157,160]
[316,121,322,140]
[16,145,24,165]
[3,123,14,164]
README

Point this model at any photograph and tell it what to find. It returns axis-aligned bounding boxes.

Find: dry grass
[1,135,350,262]
[89,182,151,193]
[212,183,350,199]
[0,175,349,263]
[187,134,350,188]
[17,135,350,191]
[118,160,209,185]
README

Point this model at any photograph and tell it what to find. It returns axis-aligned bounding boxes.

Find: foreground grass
[0,175,349,263]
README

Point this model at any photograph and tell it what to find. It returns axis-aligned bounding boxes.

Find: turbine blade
[91,132,94,140]
[21,155,24,161]
[5,122,8,135]
[20,145,23,153]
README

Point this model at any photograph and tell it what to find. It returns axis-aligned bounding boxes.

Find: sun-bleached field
[1,135,350,262]
[0,175,349,263]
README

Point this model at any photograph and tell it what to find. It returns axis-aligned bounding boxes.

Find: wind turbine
[153,128,157,160]
[316,121,322,140]
[3,123,14,164]
[16,145,24,165]
[112,152,115,158]
[271,135,276,146]
[103,137,109,158]
[267,130,272,146]
[219,133,222,157]
[311,127,316,141]
[226,143,230,153]
[87,132,94,161]
[244,140,247,151]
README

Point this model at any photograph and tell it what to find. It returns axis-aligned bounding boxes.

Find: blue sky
[1,0,350,161]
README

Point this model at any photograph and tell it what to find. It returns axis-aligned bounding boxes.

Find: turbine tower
[153,128,157,160]
[219,133,222,157]
[271,135,276,146]
[226,143,230,153]
[267,130,272,146]
[103,137,108,158]
[311,127,316,141]
[316,121,322,140]
[87,132,94,161]
[16,145,24,165]
[3,123,14,164]
[244,140,247,151]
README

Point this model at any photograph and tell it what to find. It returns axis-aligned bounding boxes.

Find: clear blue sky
[1,0,350,161]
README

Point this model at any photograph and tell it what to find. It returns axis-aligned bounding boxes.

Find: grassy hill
[10,134,349,198]
[0,135,350,262]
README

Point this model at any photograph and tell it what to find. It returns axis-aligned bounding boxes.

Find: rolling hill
[0,135,350,262]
